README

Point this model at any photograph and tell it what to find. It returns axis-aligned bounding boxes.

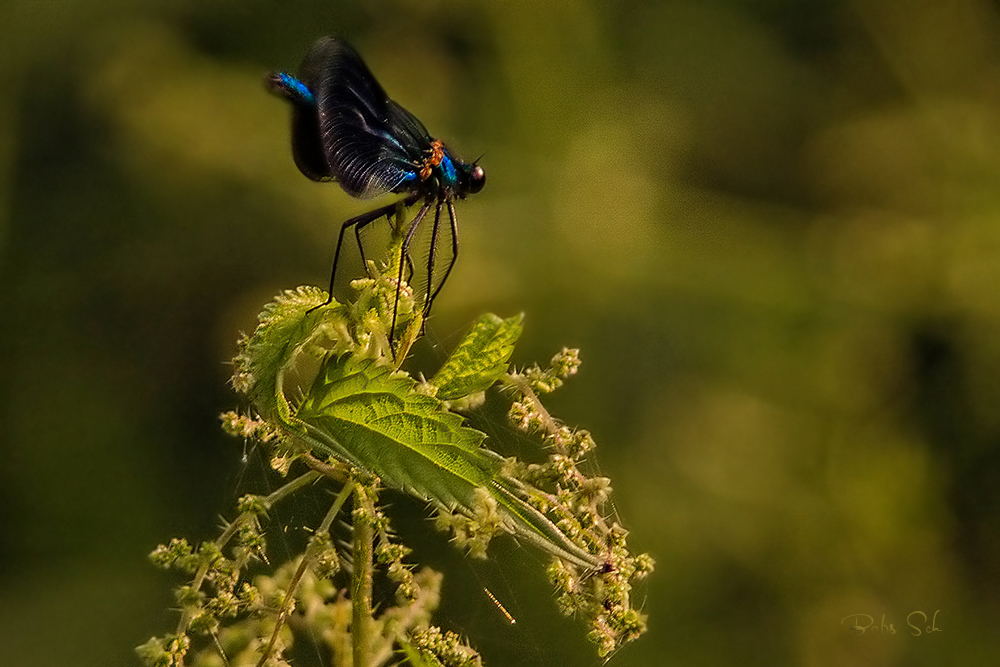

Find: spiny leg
[426,198,460,314]
[355,195,419,278]
[312,201,402,311]
[423,199,445,319]
[352,215,387,279]
[352,215,381,278]
[390,200,434,351]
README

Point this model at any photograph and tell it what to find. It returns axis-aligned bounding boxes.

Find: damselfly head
[464,163,486,195]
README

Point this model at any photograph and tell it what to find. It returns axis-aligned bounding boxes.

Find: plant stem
[255,481,355,667]
[352,485,376,667]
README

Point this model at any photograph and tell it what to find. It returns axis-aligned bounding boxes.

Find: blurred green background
[3,0,1000,665]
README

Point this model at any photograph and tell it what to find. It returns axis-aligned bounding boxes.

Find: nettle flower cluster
[505,351,654,656]
[138,261,652,666]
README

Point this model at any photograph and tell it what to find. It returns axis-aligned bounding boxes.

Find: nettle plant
[138,218,652,667]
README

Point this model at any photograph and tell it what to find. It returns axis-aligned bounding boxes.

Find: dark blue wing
[304,37,431,198]
[266,71,333,182]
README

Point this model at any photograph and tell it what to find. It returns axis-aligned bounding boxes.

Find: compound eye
[468,164,486,194]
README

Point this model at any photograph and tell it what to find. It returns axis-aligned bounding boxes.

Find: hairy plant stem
[302,451,350,482]
[352,485,376,667]
[255,481,355,667]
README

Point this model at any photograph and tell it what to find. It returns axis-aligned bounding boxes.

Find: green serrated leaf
[431,313,524,400]
[234,286,336,425]
[296,353,498,507]
[293,353,600,569]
